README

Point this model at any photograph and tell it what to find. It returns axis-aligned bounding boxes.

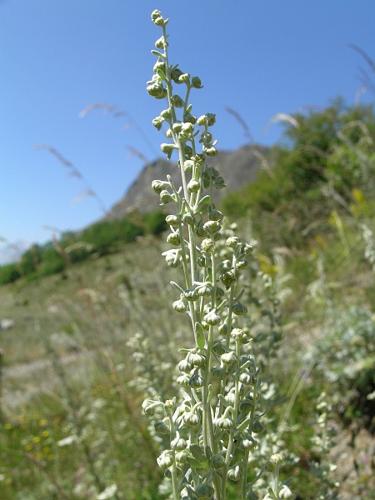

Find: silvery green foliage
[312,306,375,429]
[310,394,339,500]
[361,223,375,272]
[143,10,290,499]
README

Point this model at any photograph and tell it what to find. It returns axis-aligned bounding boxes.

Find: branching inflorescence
[143,10,290,499]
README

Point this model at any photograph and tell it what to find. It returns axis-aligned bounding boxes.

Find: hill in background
[107,144,271,218]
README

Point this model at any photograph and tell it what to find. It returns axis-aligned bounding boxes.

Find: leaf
[151,50,166,58]
[195,323,205,349]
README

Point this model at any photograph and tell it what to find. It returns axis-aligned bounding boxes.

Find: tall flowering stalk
[143,10,290,499]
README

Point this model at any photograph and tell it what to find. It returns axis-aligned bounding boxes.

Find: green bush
[143,210,167,235]
[39,246,66,276]
[222,102,375,249]
[0,263,21,285]
[314,307,375,430]
[81,218,143,255]
[19,244,43,276]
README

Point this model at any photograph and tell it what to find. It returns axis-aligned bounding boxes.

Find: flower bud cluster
[142,10,287,499]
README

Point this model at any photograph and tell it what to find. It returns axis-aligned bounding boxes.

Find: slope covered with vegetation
[1,99,375,498]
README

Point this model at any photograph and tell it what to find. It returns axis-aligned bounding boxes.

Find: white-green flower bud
[177,374,190,386]
[164,398,176,409]
[226,236,240,248]
[181,122,194,134]
[183,412,199,425]
[175,449,189,464]
[165,128,173,138]
[206,113,216,126]
[203,220,221,234]
[151,179,169,193]
[228,465,240,482]
[197,115,207,126]
[201,238,215,253]
[221,351,236,365]
[162,248,180,267]
[147,76,167,99]
[239,373,252,385]
[189,372,203,387]
[188,351,205,367]
[151,9,161,22]
[200,130,213,144]
[171,94,184,107]
[173,299,186,313]
[142,399,162,415]
[184,111,197,124]
[215,416,232,429]
[204,146,217,156]
[243,241,257,255]
[197,113,216,126]
[160,143,176,156]
[178,73,190,83]
[221,270,236,288]
[242,438,254,449]
[159,190,173,204]
[147,83,167,99]
[232,302,247,315]
[172,122,182,134]
[197,282,212,296]
[160,108,172,120]
[170,66,183,83]
[152,116,164,130]
[171,436,187,450]
[153,60,165,73]
[155,35,166,49]
[270,452,284,465]
[157,450,173,469]
[225,389,236,404]
[204,310,221,326]
[187,179,200,193]
[151,10,168,26]
[178,358,192,372]
[279,485,292,499]
[182,213,194,225]
[166,215,179,227]
[191,76,202,88]
[184,288,198,301]
[167,232,181,245]
[231,328,248,342]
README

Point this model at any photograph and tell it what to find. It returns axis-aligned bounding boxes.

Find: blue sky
[0,0,374,260]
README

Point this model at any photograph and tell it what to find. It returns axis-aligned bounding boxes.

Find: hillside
[107,144,270,218]
[1,102,375,499]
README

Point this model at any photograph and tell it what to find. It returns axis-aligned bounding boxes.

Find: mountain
[107,144,271,218]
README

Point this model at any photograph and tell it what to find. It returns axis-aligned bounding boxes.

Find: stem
[225,339,241,465]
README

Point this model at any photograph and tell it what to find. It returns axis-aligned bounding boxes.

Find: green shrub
[143,210,167,235]
[314,306,375,430]
[39,246,66,276]
[81,218,143,255]
[0,263,21,284]
[19,244,43,276]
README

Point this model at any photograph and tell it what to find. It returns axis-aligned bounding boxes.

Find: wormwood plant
[143,10,290,499]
